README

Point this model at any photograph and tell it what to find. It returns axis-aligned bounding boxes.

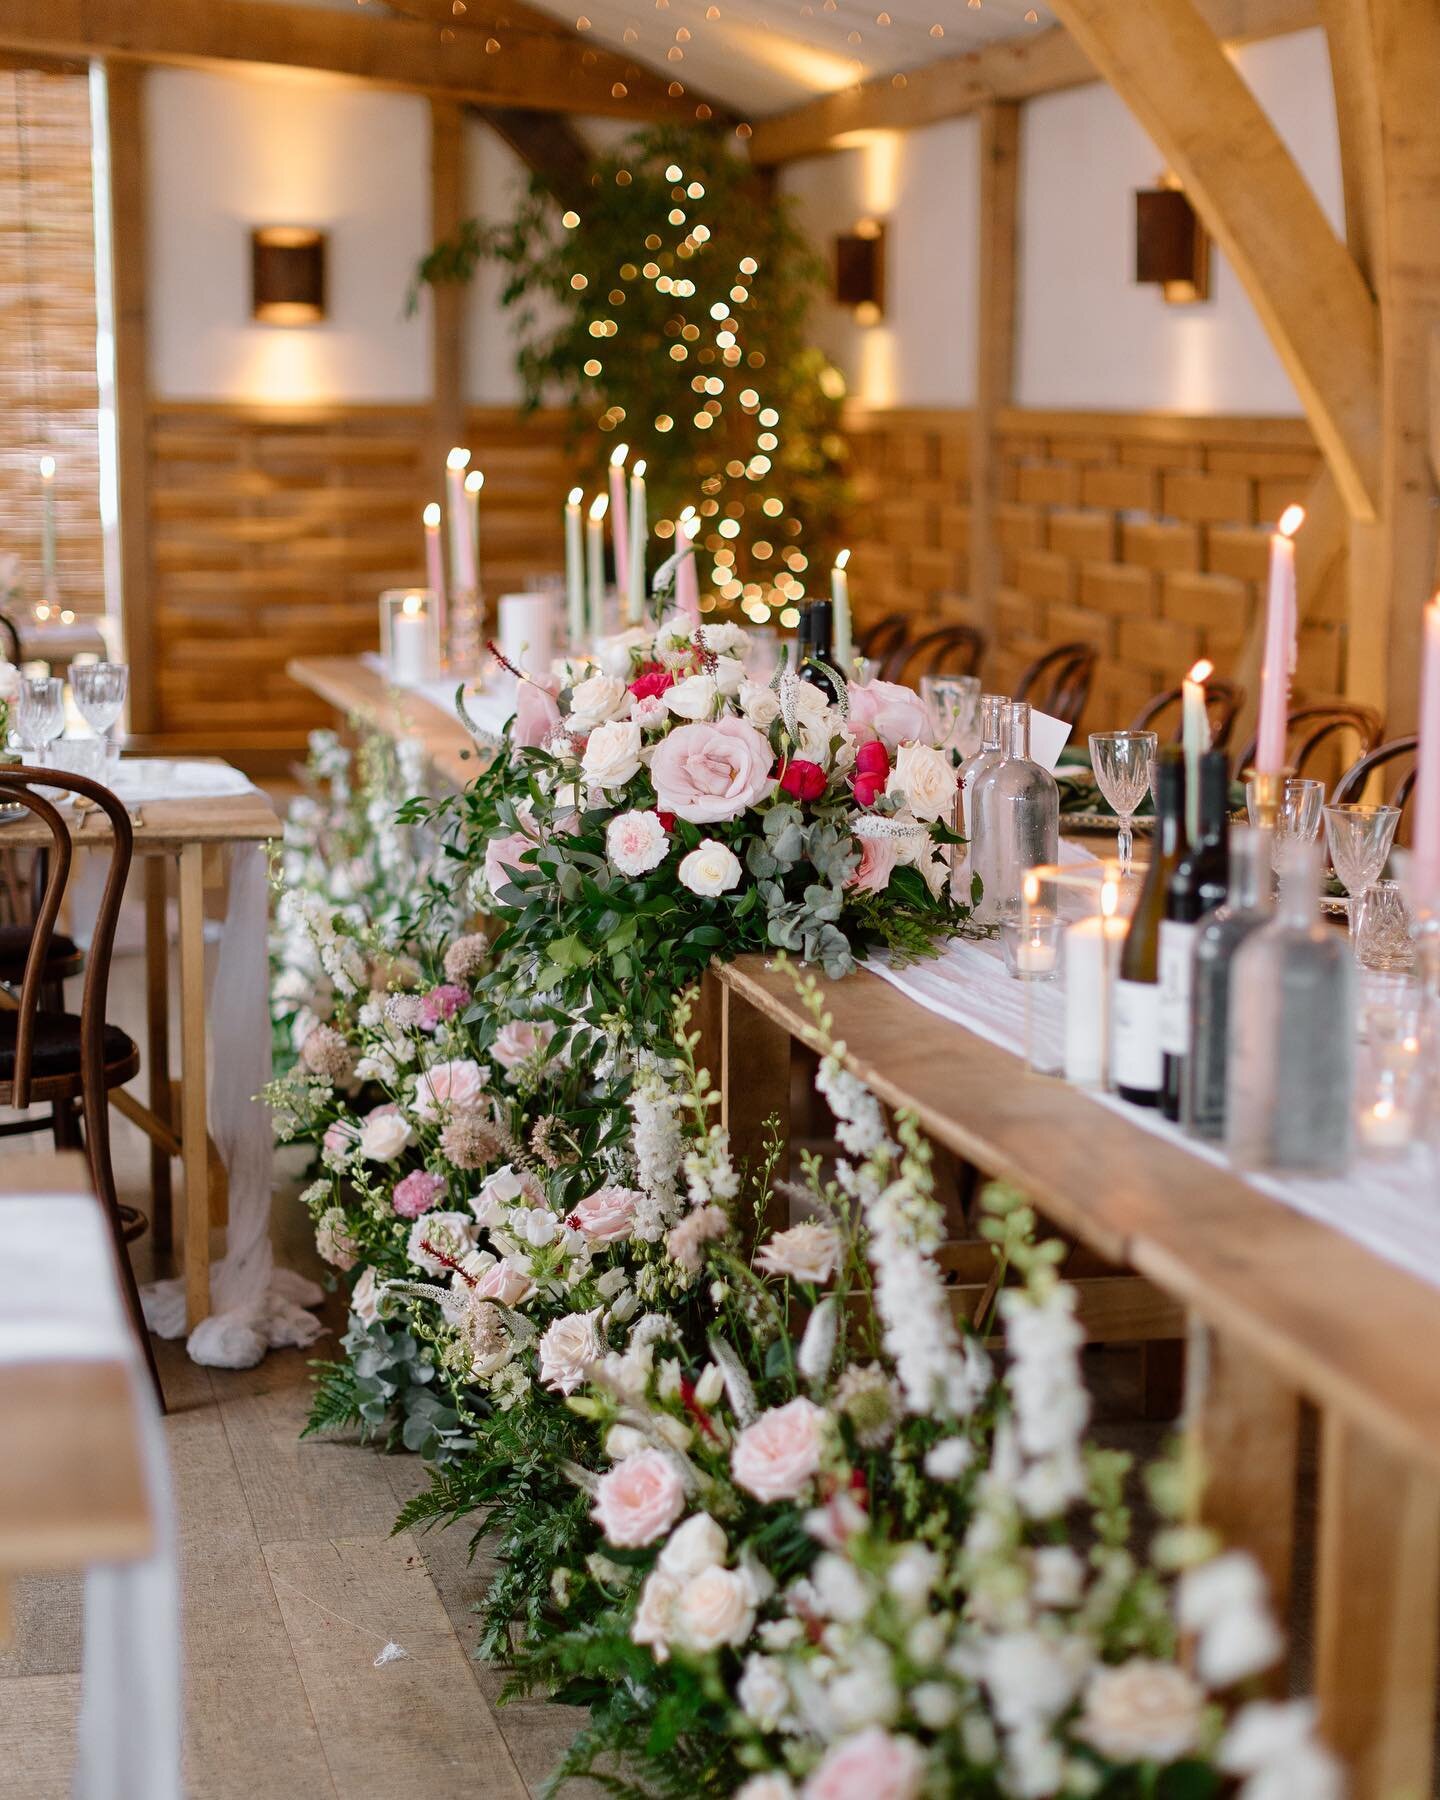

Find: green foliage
[303,1315,470,1463]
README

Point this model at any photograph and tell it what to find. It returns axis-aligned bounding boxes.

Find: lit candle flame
[38,455,55,480]
[464,469,484,495]
[633,459,646,478]
[589,493,609,522]
[1186,658,1214,684]
[835,547,851,570]
[568,486,584,506]
[422,502,441,527]
[1023,873,1039,905]
[610,442,629,467]
[446,446,471,471]
[401,592,424,617]
[1278,504,1305,538]
[1100,879,1119,919]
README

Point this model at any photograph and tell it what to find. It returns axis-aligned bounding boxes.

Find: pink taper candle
[1255,504,1304,773]
[1414,592,1440,897]
[608,443,630,599]
[675,513,701,624]
[445,447,477,593]
[423,501,446,648]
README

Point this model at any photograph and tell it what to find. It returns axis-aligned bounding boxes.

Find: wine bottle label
[1112,978,1162,1092]
[1158,920,1197,1056]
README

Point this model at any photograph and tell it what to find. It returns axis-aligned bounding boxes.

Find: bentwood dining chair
[0,766,162,1405]
[1015,641,1097,728]
[0,609,20,666]
[1234,702,1384,783]
[884,624,986,687]
[856,612,910,672]
[1332,735,1419,829]
[1128,679,1245,753]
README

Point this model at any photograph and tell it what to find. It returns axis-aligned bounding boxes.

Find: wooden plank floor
[0,827,588,1799]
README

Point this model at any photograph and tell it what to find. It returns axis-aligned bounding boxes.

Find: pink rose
[570,1185,641,1245]
[475,1259,534,1306]
[323,1120,356,1155]
[412,1058,486,1121]
[846,680,930,753]
[392,1169,446,1218]
[418,983,469,1030]
[847,833,899,895]
[490,1019,556,1073]
[731,1397,826,1502]
[592,1448,687,1548]
[803,1728,925,1800]
[484,830,538,898]
[649,716,774,824]
[513,678,562,749]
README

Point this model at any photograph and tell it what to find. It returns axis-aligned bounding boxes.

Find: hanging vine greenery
[414,122,850,623]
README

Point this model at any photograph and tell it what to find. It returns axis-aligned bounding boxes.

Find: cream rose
[731,1397,826,1502]
[712,655,746,696]
[592,1448,687,1548]
[412,1058,486,1122]
[315,1206,359,1271]
[803,1728,924,1800]
[737,1654,790,1731]
[650,716,774,824]
[678,839,743,898]
[666,673,720,720]
[350,1264,385,1326]
[538,1305,605,1394]
[658,1512,728,1581]
[739,681,782,730]
[674,1565,756,1653]
[1078,1661,1205,1764]
[571,1185,642,1245]
[569,671,631,731]
[885,741,957,823]
[606,808,670,877]
[755,1221,842,1284]
[582,718,643,790]
[631,1569,682,1662]
[357,1106,413,1162]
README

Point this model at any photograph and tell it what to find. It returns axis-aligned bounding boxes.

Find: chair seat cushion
[0,1011,136,1081]
[0,924,83,975]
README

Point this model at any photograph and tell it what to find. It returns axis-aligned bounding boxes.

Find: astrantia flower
[442,933,490,983]
[592,1448,686,1548]
[606,808,670,878]
[756,1221,842,1284]
[731,1397,826,1503]
[537,1305,605,1394]
[835,1362,901,1448]
[438,1111,505,1171]
[392,1169,446,1219]
[678,839,743,897]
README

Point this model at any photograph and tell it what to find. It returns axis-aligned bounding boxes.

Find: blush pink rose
[846,680,930,753]
[392,1169,446,1219]
[491,1019,556,1072]
[412,1058,486,1121]
[592,1448,687,1548]
[649,716,774,824]
[803,1728,925,1800]
[475,1259,534,1306]
[512,678,562,749]
[847,833,899,895]
[323,1120,356,1155]
[731,1396,826,1502]
[570,1185,642,1245]
[484,830,538,898]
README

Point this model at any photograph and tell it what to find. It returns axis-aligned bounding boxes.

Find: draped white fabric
[0,1193,180,1800]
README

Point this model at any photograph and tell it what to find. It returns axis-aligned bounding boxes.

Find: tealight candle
[1358,1094,1412,1152]
[1000,913,1061,981]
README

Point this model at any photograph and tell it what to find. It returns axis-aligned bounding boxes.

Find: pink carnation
[592,1449,686,1548]
[570,1185,641,1245]
[731,1397,826,1502]
[392,1169,446,1219]
[418,983,469,1030]
[649,716,774,824]
[848,833,899,895]
[846,679,930,753]
[803,1729,925,1800]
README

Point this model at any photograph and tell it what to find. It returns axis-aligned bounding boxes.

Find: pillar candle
[1414,592,1440,899]
[608,443,630,601]
[1063,883,1127,1086]
[832,547,852,672]
[391,593,430,686]
[1255,504,1303,773]
[675,512,701,624]
[499,592,554,679]
[587,493,609,646]
[445,447,477,593]
[1181,657,1213,845]
[39,455,57,605]
[626,459,648,626]
[565,487,585,649]
[423,502,446,647]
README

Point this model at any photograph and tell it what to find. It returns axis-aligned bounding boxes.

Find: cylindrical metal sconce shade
[251,226,327,324]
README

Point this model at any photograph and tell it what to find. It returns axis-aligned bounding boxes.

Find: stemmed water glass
[921,674,981,760]
[1246,775,1325,874]
[71,661,129,772]
[16,675,64,764]
[1088,730,1158,879]
[1323,802,1400,939]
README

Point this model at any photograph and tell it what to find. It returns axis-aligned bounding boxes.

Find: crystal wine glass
[16,675,64,764]
[70,661,128,771]
[1354,878,1414,973]
[1323,802,1400,939]
[1088,730,1158,878]
[1246,775,1325,875]
[921,674,981,759]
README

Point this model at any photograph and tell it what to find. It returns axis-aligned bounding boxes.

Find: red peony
[629,666,675,702]
[656,810,677,831]
[778,758,828,802]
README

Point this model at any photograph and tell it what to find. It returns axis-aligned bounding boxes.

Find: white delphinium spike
[797,1297,839,1386]
[707,1334,758,1426]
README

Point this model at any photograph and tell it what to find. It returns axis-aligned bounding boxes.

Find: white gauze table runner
[69,760,324,1367]
[360,651,517,743]
[0,1192,180,1800]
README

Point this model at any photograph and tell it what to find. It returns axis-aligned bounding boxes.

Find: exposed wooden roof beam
[474,106,592,210]
[0,0,701,120]
[749,0,1317,165]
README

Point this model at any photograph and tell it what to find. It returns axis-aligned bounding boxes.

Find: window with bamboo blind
[0,58,104,621]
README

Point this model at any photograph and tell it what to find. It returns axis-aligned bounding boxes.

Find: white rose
[631,694,669,730]
[537,1305,605,1394]
[886,741,957,823]
[700,620,748,656]
[827,1662,899,1732]
[678,838,742,897]
[739,681,781,729]
[596,627,653,679]
[667,673,719,720]
[631,1569,681,1662]
[582,718,643,790]
[674,1565,755,1653]
[1078,1660,1205,1764]
[737,1654,790,1731]
[712,654,746,696]
[569,672,631,731]
[658,1512,728,1581]
[357,1108,412,1162]
[911,1682,959,1730]
[811,1552,869,1624]
[606,808,670,877]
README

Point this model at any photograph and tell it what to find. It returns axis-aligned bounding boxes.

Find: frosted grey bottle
[1224,838,1354,1173]
[1183,826,1274,1140]
[969,701,1059,926]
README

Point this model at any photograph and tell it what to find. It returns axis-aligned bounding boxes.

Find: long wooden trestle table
[289,651,1440,1800]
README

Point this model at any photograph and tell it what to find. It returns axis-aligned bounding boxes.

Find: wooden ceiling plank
[0,0,697,120]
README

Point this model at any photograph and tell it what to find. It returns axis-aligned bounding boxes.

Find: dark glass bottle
[797,600,843,705]
[1183,826,1274,1140]
[1159,750,1230,1120]
[1112,748,1186,1107]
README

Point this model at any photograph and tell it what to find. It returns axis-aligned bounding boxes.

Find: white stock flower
[737,1654,790,1731]
[885,741,957,823]
[658,1512,728,1582]
[666,672,720,719]
[924,1438,974,1482]
[582,718,643,790]
[569,672,631,730]
[982,1630,1090,1730]
[827,1653,900,1733]
[1220,1701,1343,1800]
[796,1298,839,1384]
[1031,1545,1085,1609]
[1177,1553,1283,1687]
[606,808,670,877]
[678,838,743,897]
[811,1553,869,1624]
[886,1545,941,1618]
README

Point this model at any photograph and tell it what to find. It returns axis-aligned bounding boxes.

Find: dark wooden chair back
[0,610,20,666]
[1331,735,1419,829]
[885,624,986,686]
[1234,702,1384,783]
[0,768,133,1111]
[1015,641,1097,728]
[856,612,909,670]
[1128,678,1245,751]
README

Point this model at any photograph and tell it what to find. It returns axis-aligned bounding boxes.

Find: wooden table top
[721,954,1440,1479]
[0,1153,154,1573]
[287,655,483,791]
[0,763,281,851]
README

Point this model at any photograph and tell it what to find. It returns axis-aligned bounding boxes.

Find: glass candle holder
[1019,860,1131,1083]
[379,588,441,685]
[1000,911,1062,982]
[1354,975,1424,1157]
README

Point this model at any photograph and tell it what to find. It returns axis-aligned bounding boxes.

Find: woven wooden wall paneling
[842,405,1337,734]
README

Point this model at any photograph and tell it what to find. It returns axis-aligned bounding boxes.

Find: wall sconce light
[834,216,885,326]
[1134,178,1209,305]
[251,226,327,324]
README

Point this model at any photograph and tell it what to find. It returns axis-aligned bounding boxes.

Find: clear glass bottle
[1183,826,1274,1140]
[1225,838,1354,1173]
[952,695,1010,902]
[969,700,1059,926]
